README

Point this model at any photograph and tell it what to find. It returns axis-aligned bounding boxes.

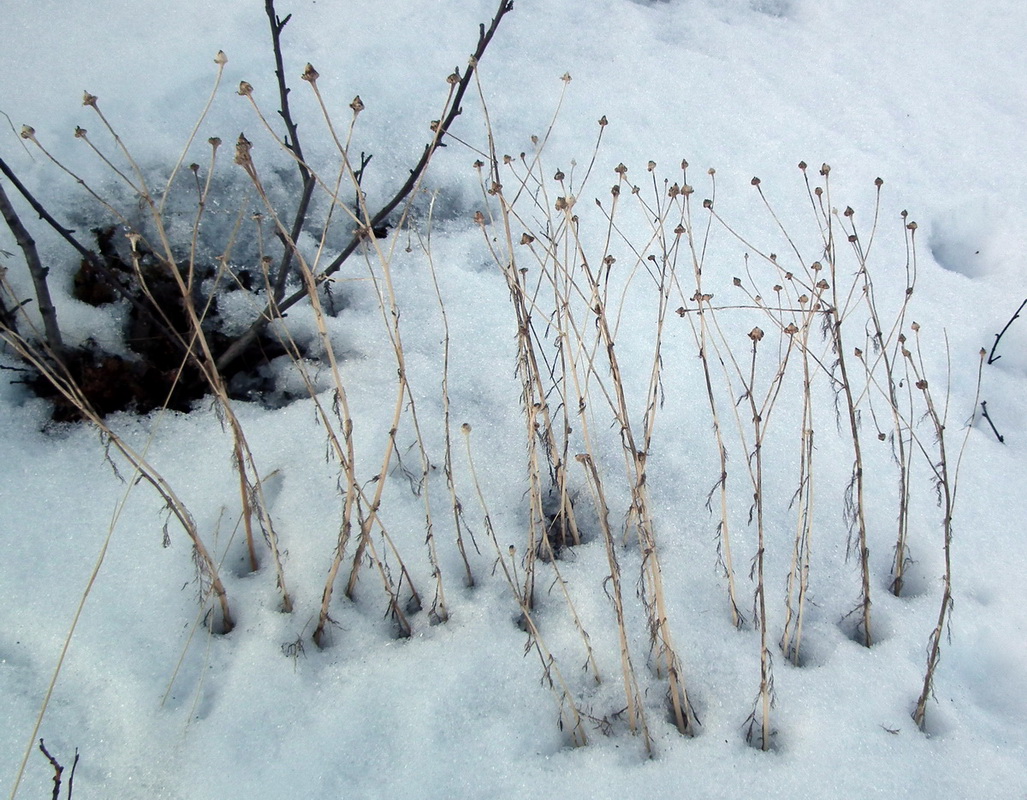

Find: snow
[2,0,1027,797]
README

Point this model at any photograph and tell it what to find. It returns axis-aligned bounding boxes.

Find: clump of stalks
[2,53,295,621]
[800,164,873,647]
[3,10,987,753]
[671,163,744,627]
[844,206,919,597]
[0,290,235,632]
[463,423,589,747]
[471,77,702,743]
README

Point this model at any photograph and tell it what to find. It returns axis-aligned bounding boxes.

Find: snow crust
[2,0,1026,797]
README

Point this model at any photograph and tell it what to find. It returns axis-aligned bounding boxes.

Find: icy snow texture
[2,0,1026,797]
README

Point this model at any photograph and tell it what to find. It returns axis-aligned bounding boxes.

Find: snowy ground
[2,0,1026,797]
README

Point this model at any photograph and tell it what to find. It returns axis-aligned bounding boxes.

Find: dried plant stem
[0,310,233,633]
[781,308,817,665]
[909,339,983,730]
[577,453,652,755]
[419,196,477,588]
[808,166,873,647]
[674,169,744,626]
[463,424,588,746]
[567,200,695,737]
[740,327,774,750]
[846,209,918,596]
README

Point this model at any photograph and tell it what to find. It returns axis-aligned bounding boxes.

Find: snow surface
[2,0,1027,797]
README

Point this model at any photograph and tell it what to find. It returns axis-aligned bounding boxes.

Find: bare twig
[216,0,516,372]
[987,297,1026,364]
[264,0,316,302]
[0,179,63,354]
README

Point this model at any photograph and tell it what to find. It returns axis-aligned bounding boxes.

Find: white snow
[2,0,1026,797]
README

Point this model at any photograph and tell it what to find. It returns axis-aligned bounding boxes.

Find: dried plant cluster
[0,2,982,784]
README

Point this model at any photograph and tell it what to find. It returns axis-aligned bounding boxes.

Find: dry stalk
[842,204,919,596]
[577,453,652,755]
[803,164,873,647]
[417,194,478,588]
[566,169,695,737]
[903,333,982,731]
[672,164,744,626]
[463,424,589,747]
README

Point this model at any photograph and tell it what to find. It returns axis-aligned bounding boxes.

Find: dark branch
[216,0,516,372]
[0,156,189,357]
[264,0,316,303]
[0,178,64,354]
[37,739,64,800]
[988,297,1027,364]
[980,400,1005,444]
